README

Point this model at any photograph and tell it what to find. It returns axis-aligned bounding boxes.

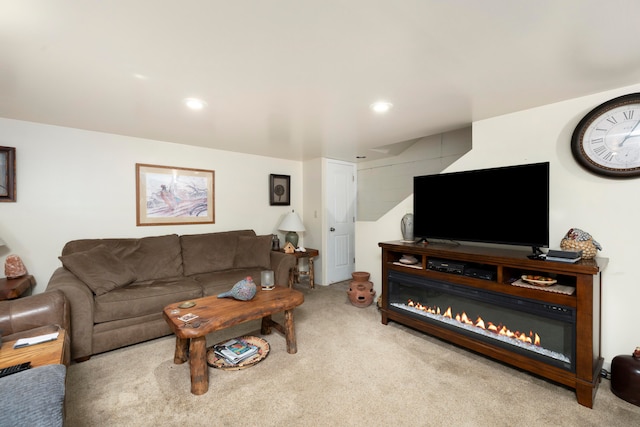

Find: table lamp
[278,210,305,248]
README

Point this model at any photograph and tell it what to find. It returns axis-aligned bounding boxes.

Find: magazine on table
[214,338,258,364]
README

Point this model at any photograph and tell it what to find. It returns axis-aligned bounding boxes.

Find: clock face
[571,93,640,178]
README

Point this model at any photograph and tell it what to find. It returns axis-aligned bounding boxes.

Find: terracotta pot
[347,271,376,308]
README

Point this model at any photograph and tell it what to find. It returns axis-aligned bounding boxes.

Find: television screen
[413,162,550,249]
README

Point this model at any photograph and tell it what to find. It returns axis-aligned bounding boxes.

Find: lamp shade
[278,210,305,247]
[278,211,306,232]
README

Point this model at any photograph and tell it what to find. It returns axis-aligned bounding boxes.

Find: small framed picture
[269,174,290,206]
[0,146,16,202]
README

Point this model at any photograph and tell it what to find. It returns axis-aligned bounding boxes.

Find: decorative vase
[611,348,640,407]
[271,234,280,251]
[347,271,376,308]
[401,213,414,241]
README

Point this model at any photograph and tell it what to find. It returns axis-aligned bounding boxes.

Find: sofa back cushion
[61,234,183,282]
[59,245,137,295]
[180,230,256,276]
[233,234,272,269]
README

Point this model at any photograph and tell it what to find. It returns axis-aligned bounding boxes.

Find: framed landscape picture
[269,174,290,206]
[136,163,215,226]
[0,146,16,202]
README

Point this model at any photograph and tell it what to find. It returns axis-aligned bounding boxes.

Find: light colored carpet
[65,281,640,426]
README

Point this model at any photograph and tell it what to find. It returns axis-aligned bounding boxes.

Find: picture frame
[136,163,215,226]
[269,174,290,206]
[0,146,16,202]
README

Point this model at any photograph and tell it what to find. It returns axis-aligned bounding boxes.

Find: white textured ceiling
[2,1,640,162]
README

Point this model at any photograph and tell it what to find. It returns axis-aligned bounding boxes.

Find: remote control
[0,362,31,378]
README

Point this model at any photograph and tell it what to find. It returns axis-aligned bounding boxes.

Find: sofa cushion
[233,234,272,269]
[93,277,202,324]
[59,245,137,295]
[180,230,255,276]
[0,364,66,427]
[62,234,183,282]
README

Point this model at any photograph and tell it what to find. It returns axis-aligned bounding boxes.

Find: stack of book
[545,249,582,263]
[213,338,259,365]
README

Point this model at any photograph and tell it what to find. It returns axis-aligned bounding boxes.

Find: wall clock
[571,92,640,178]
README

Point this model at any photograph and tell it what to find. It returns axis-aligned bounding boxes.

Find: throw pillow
[234,235,272,269]
[59,245,137,295]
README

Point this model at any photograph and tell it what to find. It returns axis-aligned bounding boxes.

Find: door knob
[330,227,335,232]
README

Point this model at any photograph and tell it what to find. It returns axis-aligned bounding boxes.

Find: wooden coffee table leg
[261,315,273,335]
[189,336,208,395]
[174,337,189,364]
[284,309,297,354]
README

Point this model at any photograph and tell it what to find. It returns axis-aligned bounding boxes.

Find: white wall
[356,127,472,221]
[356,82,640,369]
[0,118,302,293]
[302,157,323,283]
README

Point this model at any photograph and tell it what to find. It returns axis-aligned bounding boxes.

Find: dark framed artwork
[0,146,16,202]
[136,163,215,226]
[269,174,290,206]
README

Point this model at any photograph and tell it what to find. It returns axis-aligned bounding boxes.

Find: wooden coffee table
[162,285,304,395]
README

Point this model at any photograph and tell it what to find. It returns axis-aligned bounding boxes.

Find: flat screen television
[413,162,550,254]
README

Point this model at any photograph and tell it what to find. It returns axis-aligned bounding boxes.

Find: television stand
[378,240,606,408]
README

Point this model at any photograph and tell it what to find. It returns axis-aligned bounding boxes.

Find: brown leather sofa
[0,289,71,366]
[0,290,70,427]
[46,230,296,362]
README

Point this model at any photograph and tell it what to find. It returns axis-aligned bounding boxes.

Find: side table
[278,248,319,289]
[0,275,35,301]
[0,329,68,369]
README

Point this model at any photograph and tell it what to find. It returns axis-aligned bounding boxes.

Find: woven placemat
[206,336,270,371]
[511,279,575,295]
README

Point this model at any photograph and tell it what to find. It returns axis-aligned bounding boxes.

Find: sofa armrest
[270,251,296,288]
[0,289,70,338]
[46,267,96,361]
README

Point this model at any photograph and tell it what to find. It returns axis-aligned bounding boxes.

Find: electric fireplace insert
[388,271,576,371]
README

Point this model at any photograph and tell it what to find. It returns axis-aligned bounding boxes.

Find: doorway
[325,159,356,284]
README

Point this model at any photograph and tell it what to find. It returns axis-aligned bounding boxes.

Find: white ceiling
[2,1,640,163]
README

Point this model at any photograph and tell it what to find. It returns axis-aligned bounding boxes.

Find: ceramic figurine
[217,276,257,301]
[560,227,602,259]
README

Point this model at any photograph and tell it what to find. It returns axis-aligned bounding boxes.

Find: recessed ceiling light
[184,98,207,110]
[370,101,393,113]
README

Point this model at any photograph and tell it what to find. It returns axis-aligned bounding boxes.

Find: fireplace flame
[405,299,541,347]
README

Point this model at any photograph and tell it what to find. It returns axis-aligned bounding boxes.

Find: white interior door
[326,160,355,284]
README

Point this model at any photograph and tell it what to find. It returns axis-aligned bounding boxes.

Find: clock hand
[619,119,640,147]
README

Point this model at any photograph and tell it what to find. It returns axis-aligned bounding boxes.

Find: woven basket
[560,238,597,259]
